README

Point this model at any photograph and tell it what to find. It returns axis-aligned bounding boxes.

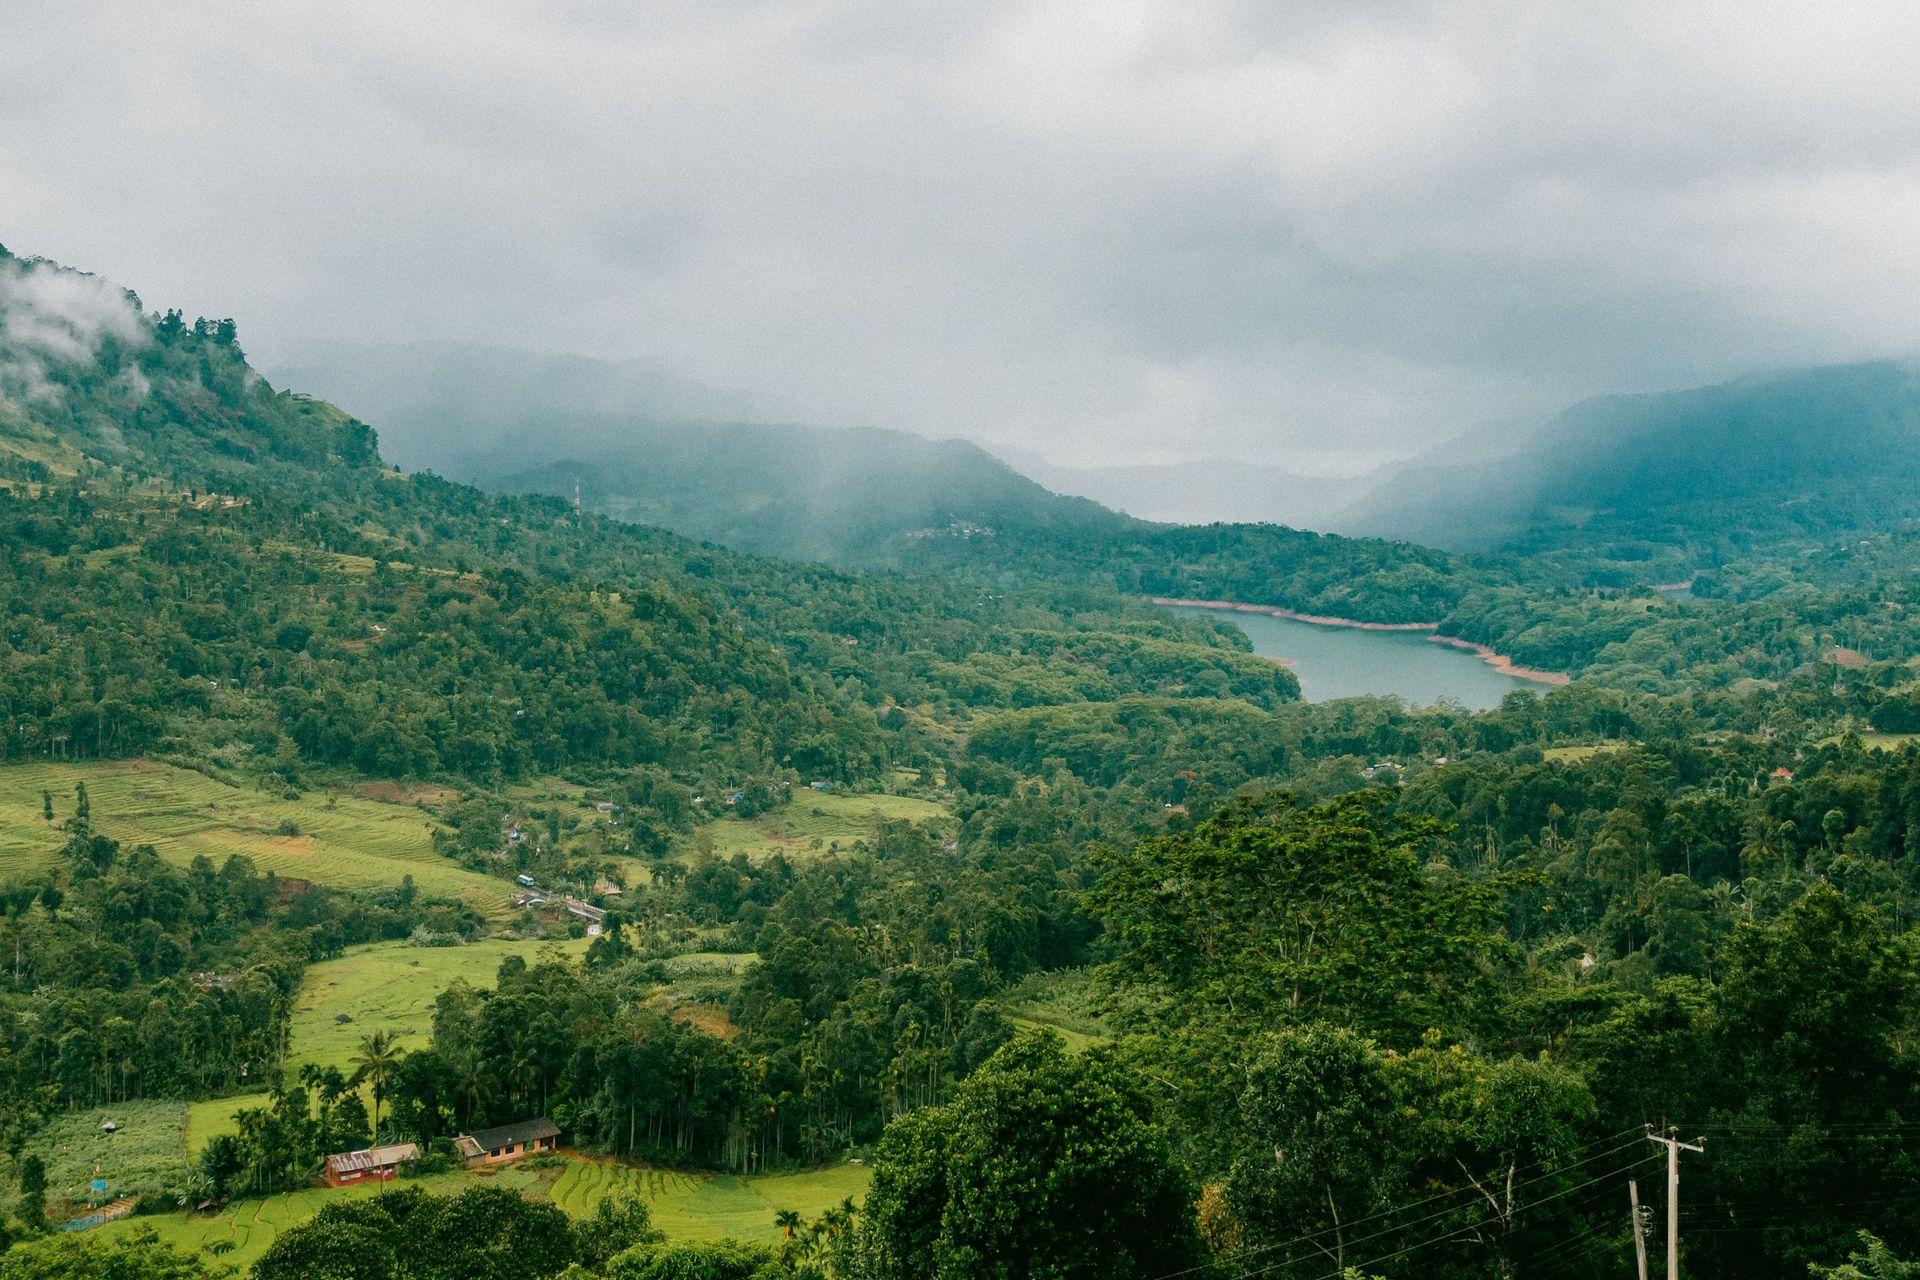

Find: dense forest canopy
[7,245,1920,1280]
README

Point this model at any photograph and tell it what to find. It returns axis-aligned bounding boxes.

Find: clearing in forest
[687,791,947,863]
[0,760,511,915]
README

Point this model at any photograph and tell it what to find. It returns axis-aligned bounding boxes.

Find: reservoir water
[1174,606,1539,710]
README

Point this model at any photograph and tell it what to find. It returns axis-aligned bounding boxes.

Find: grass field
[689,791,948,863]
[185,936,593,1153]
[0,760,512,916]
[999,969,1111,1053]
[1541,743,1628,763]
[1859,732,1920,751]
[40,1101,191,1205]
[548,1159,871,1243]
[99,1158,871,1270]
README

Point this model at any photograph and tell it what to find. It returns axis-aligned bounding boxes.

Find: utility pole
[1630,1178,1649,1280]
[1646,1127,1705,1280]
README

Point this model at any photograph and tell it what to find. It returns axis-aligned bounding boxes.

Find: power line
[1142,1125,1650,1280]
[1224,1152,1662,1280]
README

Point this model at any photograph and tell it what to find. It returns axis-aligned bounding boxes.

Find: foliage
[857,1035,1204,1280]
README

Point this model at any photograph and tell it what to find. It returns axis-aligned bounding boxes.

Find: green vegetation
[16,246,1920,1280]
[687,792,947,863]
[38,1102,190,1207]
[0,761,509,915]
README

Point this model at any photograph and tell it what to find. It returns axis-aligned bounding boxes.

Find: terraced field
[102,1158,869,1269]
[101,1167,536,1269]
[691,791,948,863]
[186,936,594,1152]
[547,1159,872,1242]
[0,760,511,915]
[999,969,1111,1053]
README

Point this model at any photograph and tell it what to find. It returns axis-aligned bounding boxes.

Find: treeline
[0,814,476,1129]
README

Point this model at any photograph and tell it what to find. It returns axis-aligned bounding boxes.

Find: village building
[454,1118,560,1167]
[321,1142,417,1187]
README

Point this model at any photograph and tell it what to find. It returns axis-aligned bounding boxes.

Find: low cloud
[0,258,148,403]
[3,2,1919,467]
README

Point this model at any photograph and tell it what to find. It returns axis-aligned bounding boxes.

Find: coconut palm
[350,1031,403,1139]
[775,1209,802,1240]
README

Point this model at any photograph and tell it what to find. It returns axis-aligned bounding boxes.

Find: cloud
[0,257,148,403]
[3,1,1918,466]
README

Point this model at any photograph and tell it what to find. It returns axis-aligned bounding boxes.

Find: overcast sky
[5,2,1919,470]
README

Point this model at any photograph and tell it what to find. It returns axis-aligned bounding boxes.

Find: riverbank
[1425,636,1571,687]
[1149,597,1439,632]
[1154,596,1571,688]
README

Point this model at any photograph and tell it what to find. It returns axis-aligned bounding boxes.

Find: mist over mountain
[483,420,1132,567]
[1342,362,1920,560]
[265,340,757,473]
[269,339,1137,566]
[1015,455,1366,529]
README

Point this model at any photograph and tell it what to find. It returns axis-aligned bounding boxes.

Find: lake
[1174,606,1539,709]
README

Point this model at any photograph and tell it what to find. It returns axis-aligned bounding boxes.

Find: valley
[6,242,1920,1280]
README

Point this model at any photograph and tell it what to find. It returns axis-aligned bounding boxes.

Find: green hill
[1347,362,1920,575]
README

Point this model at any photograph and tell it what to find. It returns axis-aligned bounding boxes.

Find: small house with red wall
[321,1142,417,1187]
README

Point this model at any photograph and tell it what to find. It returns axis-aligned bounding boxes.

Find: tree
[1814,1232,1920,1280]
[15,1153,47,1228]
[1090,790,1505,1045]
[858,1034,1205,1280]
[352,1030,404,1138]
[253,1185,577,1280]
[603,1241,781,1280]
[1225,1024,1400,1275]
[0,1228,209,1279]
[573,1194,664,1271]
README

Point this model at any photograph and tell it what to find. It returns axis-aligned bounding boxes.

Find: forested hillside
[10,245,1920,1280]
[1349,362,1920,574]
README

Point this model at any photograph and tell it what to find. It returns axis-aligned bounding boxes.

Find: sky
[5,1,1920,471]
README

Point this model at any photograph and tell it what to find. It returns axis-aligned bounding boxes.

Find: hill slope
[270,340,1132,567]
[0,246,1304,788]
[1346,362,1920,573]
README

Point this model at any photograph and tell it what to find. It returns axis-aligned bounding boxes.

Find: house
[322,1142,417,1187]
[1770,767,1796,781]
[455,1118,560,1166]
[809,781,831,792]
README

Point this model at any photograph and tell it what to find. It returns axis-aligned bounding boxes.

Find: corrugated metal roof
[324,1143,417,1175]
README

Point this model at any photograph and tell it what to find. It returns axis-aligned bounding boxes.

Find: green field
[999,969,1111,1053]
[548,1160,871,1242]
[1859,732,1920,751]
[99,1158,871,1270]
[0,760,514,916]
[186,936,593,1153]
[689,791,948,863]
[40,1101,191,1205]
[1541,743,1628,763]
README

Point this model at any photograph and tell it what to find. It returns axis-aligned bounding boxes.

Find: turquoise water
[1175,607,1537,710]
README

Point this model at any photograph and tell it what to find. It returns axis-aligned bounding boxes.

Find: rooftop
[324,1143,418,1175]
[466,1117,559,1151]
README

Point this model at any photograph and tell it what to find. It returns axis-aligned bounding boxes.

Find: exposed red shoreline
[1153,596,1572,688]
[1149,597,1438,632]
[1423,635,1572,687]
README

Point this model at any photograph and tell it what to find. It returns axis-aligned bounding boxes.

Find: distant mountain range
[265,340,758,474]
[1015,455,1366,529]
[272,342,1920,587]
[1340,361,1920,560]
[269,342,1136,567]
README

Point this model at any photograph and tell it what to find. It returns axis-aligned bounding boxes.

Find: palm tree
[775,1209,802,1240]
[351,1031,403,1139]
